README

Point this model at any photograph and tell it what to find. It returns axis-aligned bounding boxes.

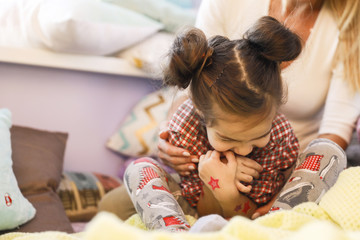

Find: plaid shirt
[168,99,299,207]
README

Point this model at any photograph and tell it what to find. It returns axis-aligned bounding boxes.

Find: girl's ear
[194,108,209,125]
[194,108,204,118]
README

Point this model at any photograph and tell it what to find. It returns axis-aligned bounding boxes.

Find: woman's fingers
[251,193,278,219]
[157,132,198,176]
[174,164,195,176]
[158,129,170,141]
[251,203,271,219]
[158,137,197,159]
[157,121,201,176]
[158,149,196,173]
[158,137,189,158]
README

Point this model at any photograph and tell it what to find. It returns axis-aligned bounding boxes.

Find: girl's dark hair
[163,16,302,125]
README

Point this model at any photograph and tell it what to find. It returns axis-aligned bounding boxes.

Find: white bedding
[0,0,198,77]
[0,0,163,55]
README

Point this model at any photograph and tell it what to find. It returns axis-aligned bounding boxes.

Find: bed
[0,0,198,234]
[1,0,360,238]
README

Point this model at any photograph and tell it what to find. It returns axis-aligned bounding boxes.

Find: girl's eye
[261,133,271,139]
[218,136,232,142]
[221,138,232,142]
[219,136,239,143]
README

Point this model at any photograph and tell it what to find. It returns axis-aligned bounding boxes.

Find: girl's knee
[129,157,161,169]
[125,157,163,177]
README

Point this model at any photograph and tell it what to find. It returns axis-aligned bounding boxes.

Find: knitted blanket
[1,167,360,240]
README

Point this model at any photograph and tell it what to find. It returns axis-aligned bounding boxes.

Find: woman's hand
[157,126,198,176]
[251,192,278,219]
[234,155,263,193]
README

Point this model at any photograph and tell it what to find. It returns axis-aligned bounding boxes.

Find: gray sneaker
[271,138,347,211]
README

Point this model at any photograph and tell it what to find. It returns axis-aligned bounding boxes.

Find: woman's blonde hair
[328,0,360,92]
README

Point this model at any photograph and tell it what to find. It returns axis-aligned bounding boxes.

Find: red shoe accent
[296,155,323,172]
[4,193,12,207]
[152,185,171,193]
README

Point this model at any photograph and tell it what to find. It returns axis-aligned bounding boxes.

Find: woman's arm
[157,90,197,175]
[318,63,360,149]
[158,129,196,176]
[195,0,227,37]
[318,134,347,149]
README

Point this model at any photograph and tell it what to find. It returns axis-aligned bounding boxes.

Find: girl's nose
[233,144,253,156]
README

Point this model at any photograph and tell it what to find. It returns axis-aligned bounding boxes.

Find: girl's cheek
[254,136,271,148]
[207,131,232,152]
[209,140,229,152]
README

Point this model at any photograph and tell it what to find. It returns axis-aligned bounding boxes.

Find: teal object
[0,109,36,231]
[102,0,196,32]
[166,0,193,9]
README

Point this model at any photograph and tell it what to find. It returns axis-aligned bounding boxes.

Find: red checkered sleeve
[246,114,299,205]
[168,100,211,207]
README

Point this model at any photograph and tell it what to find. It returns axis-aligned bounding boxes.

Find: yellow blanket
[2,167,360,240]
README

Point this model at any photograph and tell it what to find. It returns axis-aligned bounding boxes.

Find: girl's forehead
[208,104,276,139]
[214,113,273,133]
[211,102,276,127]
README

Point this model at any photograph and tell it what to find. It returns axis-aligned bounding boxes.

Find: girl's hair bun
[244,16,302,62]
[163,28,210,89]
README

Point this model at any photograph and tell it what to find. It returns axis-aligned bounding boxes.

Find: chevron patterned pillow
[107,87,174,157]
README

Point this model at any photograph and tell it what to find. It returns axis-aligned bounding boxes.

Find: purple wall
[0,62,160,176]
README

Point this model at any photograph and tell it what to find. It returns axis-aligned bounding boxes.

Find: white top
[195,0,360,151]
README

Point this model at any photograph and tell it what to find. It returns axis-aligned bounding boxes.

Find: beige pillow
[11,125,68,194]
[1,125,73,233]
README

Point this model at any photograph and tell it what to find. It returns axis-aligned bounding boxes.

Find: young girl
[124,16,302,232]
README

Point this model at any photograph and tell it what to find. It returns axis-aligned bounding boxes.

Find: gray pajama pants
[124,157,194,232]
[271,138,347,210]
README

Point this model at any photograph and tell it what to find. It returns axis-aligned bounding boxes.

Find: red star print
[208,176,220,190]
[234,204,242,212]
[242,201,251,214]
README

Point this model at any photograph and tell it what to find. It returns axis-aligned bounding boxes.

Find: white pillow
[0,0,163,55]
[117,32,175,77]
[0,109,36,231]
[102,0,197,33]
